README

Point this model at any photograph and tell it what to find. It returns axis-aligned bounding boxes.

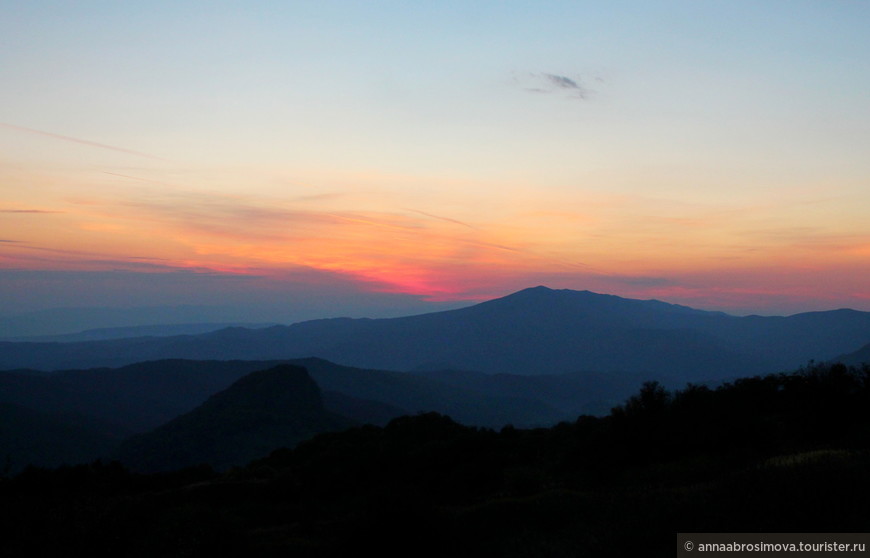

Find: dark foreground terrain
[3,361,870,557]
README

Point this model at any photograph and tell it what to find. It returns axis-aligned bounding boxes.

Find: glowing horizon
[2,2,869,321]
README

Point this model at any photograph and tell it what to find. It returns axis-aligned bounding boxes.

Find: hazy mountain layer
[836,342,870,367]
[1,322,278,343]
[2,287,869,380]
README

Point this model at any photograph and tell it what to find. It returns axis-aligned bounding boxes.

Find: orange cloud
[3,175,869,313]
[25,190,539,298]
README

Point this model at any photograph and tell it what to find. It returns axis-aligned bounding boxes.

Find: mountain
[115,364,352,472]
[3,287,870,383]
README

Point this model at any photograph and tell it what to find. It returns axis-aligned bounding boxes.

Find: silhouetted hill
[3,287,870,383]
[116,364,352,472]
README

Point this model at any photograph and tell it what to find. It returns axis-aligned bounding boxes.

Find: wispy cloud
[64,191,558,296]
[116,193,422,243]
[513,71,590,99]
[291,192,348,203]
[17,187,596,299]
[0,208,63,214]
[0,241,231,274]
[0,123,164,160]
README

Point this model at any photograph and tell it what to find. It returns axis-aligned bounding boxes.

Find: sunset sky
[2,1,869,329]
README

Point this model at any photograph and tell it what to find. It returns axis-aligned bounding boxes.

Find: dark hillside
[0,360,261,432]
[1,358,570,472]
[0,402,124,473]
[4,362,870,557]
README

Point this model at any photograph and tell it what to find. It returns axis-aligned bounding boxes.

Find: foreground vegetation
[3,361,870,557]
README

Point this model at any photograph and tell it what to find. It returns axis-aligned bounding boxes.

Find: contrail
[0,122,164,160]
[102,172,180,188]
[326,213,417,230]
[405,208,479,230]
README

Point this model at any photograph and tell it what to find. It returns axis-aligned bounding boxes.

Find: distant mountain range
[0,322,279,343]
[0,304,283,338]
[2,286,869,380]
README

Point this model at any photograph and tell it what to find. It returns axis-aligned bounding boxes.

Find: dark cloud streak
[514,71,591,99]
[545,74,580,89]
[542,73,588,98]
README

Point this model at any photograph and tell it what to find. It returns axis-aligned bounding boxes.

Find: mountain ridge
[1,286,869,378]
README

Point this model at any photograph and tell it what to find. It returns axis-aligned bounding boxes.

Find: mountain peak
[524,285,555,292]
[496,286,723,314]
[488,285,623,307]
[509,285,608,298]
[207,364,325,415]
[116,364,351,472]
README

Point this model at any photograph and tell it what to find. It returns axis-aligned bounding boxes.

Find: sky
[1,0,869,331]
